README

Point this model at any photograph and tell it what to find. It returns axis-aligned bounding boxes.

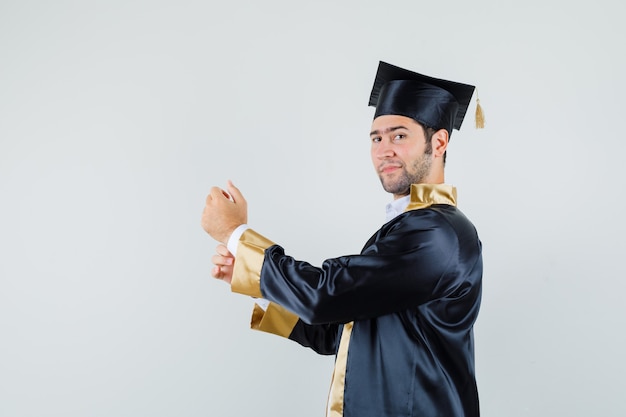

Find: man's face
[370,115,433,198]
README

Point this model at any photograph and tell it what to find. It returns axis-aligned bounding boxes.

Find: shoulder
[387,205,479,249]
[363,206,459,253]
[389,204,461,231]
[403,204,477,234]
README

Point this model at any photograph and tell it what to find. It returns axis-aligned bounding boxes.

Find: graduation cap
[368,61,483,134]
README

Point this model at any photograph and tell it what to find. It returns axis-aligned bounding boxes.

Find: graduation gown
[231,184,482,417]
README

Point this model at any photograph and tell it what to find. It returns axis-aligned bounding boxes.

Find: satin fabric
[375,80,460,135]
[368,61,476,133]
[260,203,482,416]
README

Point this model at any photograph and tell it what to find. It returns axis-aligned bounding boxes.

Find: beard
[378,145,433,196]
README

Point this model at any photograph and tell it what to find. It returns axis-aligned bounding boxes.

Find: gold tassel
[475,98,485,129]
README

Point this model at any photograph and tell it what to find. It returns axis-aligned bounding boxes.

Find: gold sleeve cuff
[231,229,275,299]
[251,302,300,338]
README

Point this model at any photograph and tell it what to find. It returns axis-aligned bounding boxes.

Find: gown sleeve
[231,229,340,355]
[248,300,339,355]
[232,206,480,326]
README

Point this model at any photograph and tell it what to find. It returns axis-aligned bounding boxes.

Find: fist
[201,180,248,243]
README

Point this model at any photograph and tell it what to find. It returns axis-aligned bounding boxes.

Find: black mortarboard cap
[368,61,476,134]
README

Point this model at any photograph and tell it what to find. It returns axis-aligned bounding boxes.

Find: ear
[431,129,449,158]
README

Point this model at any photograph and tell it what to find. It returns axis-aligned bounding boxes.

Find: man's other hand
[211,244,235,284]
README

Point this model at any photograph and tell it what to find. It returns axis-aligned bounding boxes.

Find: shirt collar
[385,195,410,222]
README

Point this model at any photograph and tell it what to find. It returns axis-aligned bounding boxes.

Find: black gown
[231,184,482,417]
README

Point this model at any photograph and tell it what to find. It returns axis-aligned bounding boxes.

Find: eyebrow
[369,125,408,136]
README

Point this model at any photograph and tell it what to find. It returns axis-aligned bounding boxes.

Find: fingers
[211,244,234,281]
[209,186,227,201]
[226,180,246,204]
[211,257,234,284]
[215,244,232,257]
[212,265,230,278]
[211,242,235,284]
[206,182,244,205]
[211,253,233,268]
[205,187,219,205]
[207,185,237,205]
[211,265,222,278]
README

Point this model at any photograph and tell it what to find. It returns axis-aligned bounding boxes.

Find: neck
[393,176,445,200]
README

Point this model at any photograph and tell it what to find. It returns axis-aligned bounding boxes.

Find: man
[201,61,483,417]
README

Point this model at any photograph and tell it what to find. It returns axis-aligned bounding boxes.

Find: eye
[393,134,406,141]
[371,136,381,143]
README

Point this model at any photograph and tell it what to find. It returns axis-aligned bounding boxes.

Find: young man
[201,61,483,417]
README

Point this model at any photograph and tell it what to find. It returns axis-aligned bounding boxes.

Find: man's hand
[211,244,235,284]
[201,180,247,243]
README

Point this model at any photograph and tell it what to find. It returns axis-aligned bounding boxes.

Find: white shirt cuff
[227,224,250,256]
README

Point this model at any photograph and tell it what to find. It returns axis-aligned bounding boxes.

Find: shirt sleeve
[227,223,250,256]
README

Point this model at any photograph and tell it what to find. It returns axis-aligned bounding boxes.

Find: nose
[374,139,395,159]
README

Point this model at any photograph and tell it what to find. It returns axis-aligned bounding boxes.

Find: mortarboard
[368,61,480,134]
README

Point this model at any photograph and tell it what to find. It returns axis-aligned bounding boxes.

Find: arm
[225,228,339,354]
[250,301,339,355]
[233,209,476,325]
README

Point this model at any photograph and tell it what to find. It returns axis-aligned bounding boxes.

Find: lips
[379,163,402,174]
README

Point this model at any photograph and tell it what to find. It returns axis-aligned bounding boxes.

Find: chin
[382,183,409,196]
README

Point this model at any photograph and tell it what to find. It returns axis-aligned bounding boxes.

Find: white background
[1,0,625,416]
